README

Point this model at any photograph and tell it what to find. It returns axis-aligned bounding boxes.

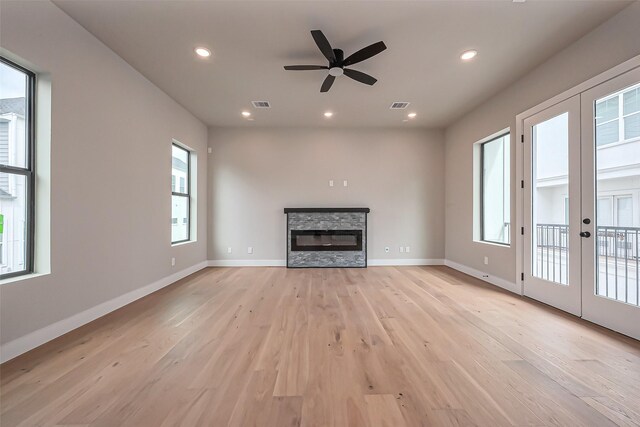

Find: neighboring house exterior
[535,84,640,228]
[0,97,27,275]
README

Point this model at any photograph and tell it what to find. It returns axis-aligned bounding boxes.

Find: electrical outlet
[171,257,176,267]
[343,180,348,187]
[329,180,334,187]
[227,247,232,254]
[248,247,253,254]
[384,246,390,253]
[406,246,411,253]
[399,246,404,253]
[207,147,212,154]
[484,256,489,265]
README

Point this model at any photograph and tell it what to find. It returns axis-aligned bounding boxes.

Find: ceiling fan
[284,30,387,93]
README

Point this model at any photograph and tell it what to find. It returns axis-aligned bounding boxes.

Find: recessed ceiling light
[194,47,211,58]
[407,113,417,119]
[460,50,478,61]
[241,111,251,117]
[324,111,333,118]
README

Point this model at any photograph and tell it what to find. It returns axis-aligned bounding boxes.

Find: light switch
[343,180,348,187]
[207,147,212,154]
[227,247,232,254]
[329,180,334,187]
[248,247,253,254]
[406,246,411,253]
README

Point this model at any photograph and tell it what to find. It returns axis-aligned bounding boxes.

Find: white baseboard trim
[444,259,521,295]
[0,261,208,364]
[207,259,444,267]
[208,259,286,267]
[368,258,444,266]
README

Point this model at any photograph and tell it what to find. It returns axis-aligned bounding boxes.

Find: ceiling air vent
[251,101,271,109]
[390,102,410,110]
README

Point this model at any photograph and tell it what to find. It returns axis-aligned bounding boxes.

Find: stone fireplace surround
[284,208,369,268]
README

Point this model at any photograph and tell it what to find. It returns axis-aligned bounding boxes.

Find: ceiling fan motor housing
[329,49,344,76]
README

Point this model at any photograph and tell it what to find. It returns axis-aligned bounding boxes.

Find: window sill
[172,240,197,247]
[0,271,50,286]
[473,239,511,248]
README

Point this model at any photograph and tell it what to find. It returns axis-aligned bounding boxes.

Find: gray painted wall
[208,127,445,262]
[0,1,208,346]
[444,1,640,283]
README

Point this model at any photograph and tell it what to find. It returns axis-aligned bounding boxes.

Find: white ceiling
[53,0,631,128]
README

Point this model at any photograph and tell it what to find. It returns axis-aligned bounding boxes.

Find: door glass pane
[595,85,640,307]
[0,172,28,275]
[532,113,569,285]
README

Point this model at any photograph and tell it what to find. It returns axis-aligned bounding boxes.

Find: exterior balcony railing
[534,223,639,307]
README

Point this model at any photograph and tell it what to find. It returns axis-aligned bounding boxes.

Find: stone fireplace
[284,208,369,268]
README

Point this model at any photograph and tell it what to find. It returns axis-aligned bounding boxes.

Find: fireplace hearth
[284,208,369,268]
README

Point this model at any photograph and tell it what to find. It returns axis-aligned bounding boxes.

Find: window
[480,132,511,245]
[596,83,640,146]
[171,143,190,244]
[597,194,634,227]
[0,57,35,279]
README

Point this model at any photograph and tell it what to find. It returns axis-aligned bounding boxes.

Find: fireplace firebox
[291,230,363,252]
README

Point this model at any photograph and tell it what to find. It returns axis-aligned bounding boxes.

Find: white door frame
[580,67,640,340]
[522,96,582,316]
[515,55,640,296]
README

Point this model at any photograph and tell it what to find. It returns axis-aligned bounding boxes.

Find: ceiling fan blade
[343,68,377,85]
[342,41,387,66]
[284,65,329,70]
[311,30,336,63]
[320,74,335,92]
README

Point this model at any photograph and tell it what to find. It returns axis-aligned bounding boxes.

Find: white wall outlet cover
[484,256,489,265]
[343,180,348,187]
[248,247,253,254]
[227,247,232,254]
[171,257,176,266]
[207,147,212,154]
[329,180,334,187]
[406,246,411,253]
[399,246,404,253]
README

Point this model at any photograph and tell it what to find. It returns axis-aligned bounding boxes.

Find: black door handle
[580,231,591,238]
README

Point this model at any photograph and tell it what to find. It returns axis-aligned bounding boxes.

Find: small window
[480,132,511,245]
[171,144,190,244]
[0,57,35,279]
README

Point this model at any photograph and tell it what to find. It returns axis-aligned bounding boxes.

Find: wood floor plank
[1,266,639,427]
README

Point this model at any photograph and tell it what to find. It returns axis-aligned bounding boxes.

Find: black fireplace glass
[291,230,363,251]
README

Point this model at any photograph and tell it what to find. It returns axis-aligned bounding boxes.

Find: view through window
[0,57,34,279]
[481,133,511,245]
[171,143,190,243]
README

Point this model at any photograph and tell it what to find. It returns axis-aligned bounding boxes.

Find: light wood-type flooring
[1,266,640,426]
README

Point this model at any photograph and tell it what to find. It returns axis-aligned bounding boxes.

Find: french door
[523,67,640,339]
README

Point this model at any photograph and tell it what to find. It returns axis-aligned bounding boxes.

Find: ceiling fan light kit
[284,30,387,93]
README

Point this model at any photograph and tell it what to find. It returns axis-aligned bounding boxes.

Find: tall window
[0,57,35,279]
[171,143,190,244]
[481,133,511,245]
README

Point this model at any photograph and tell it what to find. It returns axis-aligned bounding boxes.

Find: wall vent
[389,102,410,110]
[251,101,271,109]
